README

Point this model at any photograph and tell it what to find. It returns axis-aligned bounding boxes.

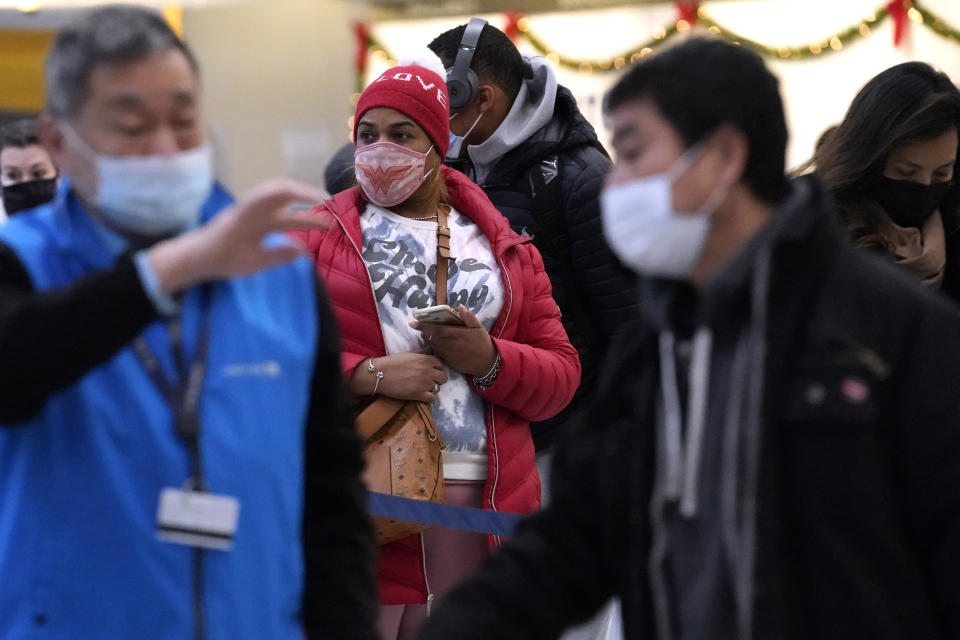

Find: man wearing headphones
[429,20,640,475]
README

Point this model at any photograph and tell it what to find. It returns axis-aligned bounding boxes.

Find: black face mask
[874,176,951,228]
[2,178,58,216]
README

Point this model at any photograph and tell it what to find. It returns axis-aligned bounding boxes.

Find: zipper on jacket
[487,255,515,547]
[330,213,390,355]
[334,210,437,604]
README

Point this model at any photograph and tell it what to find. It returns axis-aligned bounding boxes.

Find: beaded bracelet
[473,353,502,391]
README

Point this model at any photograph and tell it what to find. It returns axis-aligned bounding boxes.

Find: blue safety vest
[0,184,318,639]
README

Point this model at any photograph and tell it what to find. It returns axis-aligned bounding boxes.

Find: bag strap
[356,396,447,448]
[356,396,406,442]
[436,205,453,307]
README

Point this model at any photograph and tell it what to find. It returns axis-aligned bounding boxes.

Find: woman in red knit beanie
[292,51,580,640]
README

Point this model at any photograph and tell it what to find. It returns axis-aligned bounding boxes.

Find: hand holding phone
[410,304,497,377]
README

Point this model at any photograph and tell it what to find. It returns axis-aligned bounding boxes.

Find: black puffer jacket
[416,176,960,640]
[449,83,640,450]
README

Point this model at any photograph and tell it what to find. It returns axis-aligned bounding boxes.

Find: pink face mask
[354,141,435,208]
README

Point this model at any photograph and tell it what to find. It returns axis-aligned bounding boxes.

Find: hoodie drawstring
[657,327,714,518]
[654,243,772,640]
[658,332,684,502]
[680,328,713,517]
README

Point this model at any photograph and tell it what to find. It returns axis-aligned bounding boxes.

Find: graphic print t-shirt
[360,204,505,480]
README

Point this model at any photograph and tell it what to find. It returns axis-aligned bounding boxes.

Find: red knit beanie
[354,61,450,158]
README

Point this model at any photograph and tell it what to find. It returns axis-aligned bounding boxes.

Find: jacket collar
[324,166,528,257]
[53,185,124,272]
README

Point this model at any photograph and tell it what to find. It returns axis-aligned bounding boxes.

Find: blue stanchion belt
[367,492,526,537]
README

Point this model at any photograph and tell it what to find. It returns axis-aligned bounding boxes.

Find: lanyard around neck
[132,285,214,490]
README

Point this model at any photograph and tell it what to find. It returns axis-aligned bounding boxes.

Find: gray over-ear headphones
[446,17,487,114]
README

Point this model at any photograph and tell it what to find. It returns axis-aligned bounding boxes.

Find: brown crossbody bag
[355,206,452,546]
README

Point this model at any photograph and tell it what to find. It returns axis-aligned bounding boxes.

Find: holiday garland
[356,0,960,83]
[914,2,960,44]
[696,10,891,60]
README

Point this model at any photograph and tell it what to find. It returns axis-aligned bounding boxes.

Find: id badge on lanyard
[133,285,241,551]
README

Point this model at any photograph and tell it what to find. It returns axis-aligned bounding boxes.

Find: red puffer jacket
[293,167,581,604]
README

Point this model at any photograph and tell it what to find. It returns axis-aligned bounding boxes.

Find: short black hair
[324,142,357,195]
[605,38,790,204]
[429,23,525,103]
[45,5,198,118]
[0,119,41,153]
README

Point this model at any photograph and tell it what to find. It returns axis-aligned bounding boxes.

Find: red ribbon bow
[504,11,523,42]
[885,0,911,47]
[675,1,700,25]
[354,22,371,75]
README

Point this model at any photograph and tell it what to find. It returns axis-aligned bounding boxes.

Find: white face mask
[601,144,728,280]
[62,124,214,238]
[446,111,483,160]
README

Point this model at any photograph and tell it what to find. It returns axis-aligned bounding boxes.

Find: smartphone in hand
[413,305,465,326]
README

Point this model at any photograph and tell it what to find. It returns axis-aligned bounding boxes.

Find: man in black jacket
[429,23,639,456]
[417,38,960,640]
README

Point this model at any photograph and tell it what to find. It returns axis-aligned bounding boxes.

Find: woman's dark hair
[813,62,960,250]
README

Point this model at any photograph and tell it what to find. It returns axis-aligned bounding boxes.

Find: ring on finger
[432,382,440,394]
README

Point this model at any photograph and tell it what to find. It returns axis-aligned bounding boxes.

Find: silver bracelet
[368,358,384,395]
[473,353,502,391]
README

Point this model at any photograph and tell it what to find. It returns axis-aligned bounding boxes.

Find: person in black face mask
[0,118,58,218]
[811,62,960,301]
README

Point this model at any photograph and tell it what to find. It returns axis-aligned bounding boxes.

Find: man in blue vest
[0,6,376,639]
